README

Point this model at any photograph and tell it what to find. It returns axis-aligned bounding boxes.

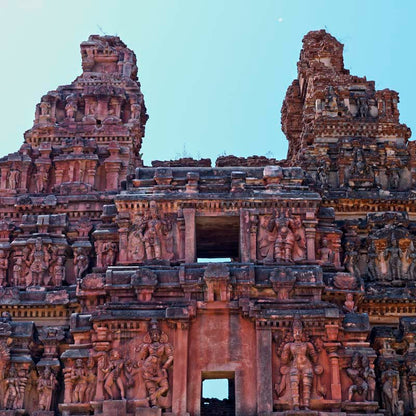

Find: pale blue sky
[0,0,415,165]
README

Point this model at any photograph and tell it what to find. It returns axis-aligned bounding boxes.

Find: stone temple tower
[0,31,415,416]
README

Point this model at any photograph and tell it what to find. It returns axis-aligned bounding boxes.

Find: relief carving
[135,321,173,408]
[258,210,306,263]
[128,205,174,263]
[275,316,324,410]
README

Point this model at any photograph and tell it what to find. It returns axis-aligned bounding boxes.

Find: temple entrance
[196,216,239,261]
[201,372,235,416]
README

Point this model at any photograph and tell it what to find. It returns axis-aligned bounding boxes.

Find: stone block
[103,400,127,416]
[135,408,162,416]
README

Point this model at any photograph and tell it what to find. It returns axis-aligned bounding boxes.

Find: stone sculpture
[38,366,58,411]
[136,321,174,408]
[277,316,322,410]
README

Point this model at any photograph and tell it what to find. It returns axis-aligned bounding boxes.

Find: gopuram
[0,30,414,416]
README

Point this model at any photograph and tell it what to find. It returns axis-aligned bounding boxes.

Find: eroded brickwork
[0,31,414,416]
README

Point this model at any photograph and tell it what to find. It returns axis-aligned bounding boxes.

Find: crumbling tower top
[281,30,410,165]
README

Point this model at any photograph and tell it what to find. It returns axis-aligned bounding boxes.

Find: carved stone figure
[259,210,303,263]
[34,168,49,193]
[343,293,356,313]
[399,239,415,280]
[12,257,23,287]
[346,352,369,402]
[0,250,8,286]
[103,350,126,400]
[102,242,117,267]
[85,357,97,402]
[4,365,20,409]
[290,216,307,261]
[74,248,89,279]
[136,321,174,408]
[277,316,321,410]
[388,238,400,281]
[318,238,334,265]
[38,366,58,410]
[53,256,66,286]
[29,238,50,286]
[343,241,360,277]
[7,169,20,190]
[71,358,88,403]
[369,240,390,282]
[381,368,403,416]
[128,207,173,262]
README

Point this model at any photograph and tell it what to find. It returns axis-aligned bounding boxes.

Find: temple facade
[0,31,414,416]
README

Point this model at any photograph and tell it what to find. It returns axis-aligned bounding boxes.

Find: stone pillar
[183,209,196,263]
[172,322,189,416]
[324,342,342,401]
[118,217,130,263]
[304,216,317,261]
[105,162,122,191]
[256,323,273,414]
[240,209,250,263]
[249,213,258,262]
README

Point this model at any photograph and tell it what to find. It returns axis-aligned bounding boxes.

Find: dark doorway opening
[201,372,235,416]
[196,216,239,261]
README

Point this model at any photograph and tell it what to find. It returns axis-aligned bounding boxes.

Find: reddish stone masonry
[0,31,414,416]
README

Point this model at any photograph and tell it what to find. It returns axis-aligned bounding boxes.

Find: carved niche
[127,203,175,263]
[274,316,325,410]
[258,209,307,263]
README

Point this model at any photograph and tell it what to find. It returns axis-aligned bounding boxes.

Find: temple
[0,30,414,416]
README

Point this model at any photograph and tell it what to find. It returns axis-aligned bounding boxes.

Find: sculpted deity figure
[7,169,20,190]
[369,240,390,282]
[389,169,400,190]
[73,248,89,279]
[85,357,97,402]
[103,350,126,400]
[346,352,369,402]
[102,242,117,268]
[0,250,8,286]
[343,293,357,314]
[381,368,403,416]
[290,216,307,262]
[65,100,77,119]
[316,161,329,187]
[34,168,49,193]
[399,239,415,280]
[318,238,334,265]
[277,316,321,410]
[12,257,23,287]
[38,367,58,411]
[343,241,360,277]
[357,97,369,118]
[129,206,173,262]
[53,256,66,286]
[71,358,88,403]
[4,365,20,409]
[29,238,50,286]
[388,238,401,281]
[136,321,174,408]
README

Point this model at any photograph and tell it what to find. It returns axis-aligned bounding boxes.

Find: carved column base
[102,400,126,416]
[135,408,161,416]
